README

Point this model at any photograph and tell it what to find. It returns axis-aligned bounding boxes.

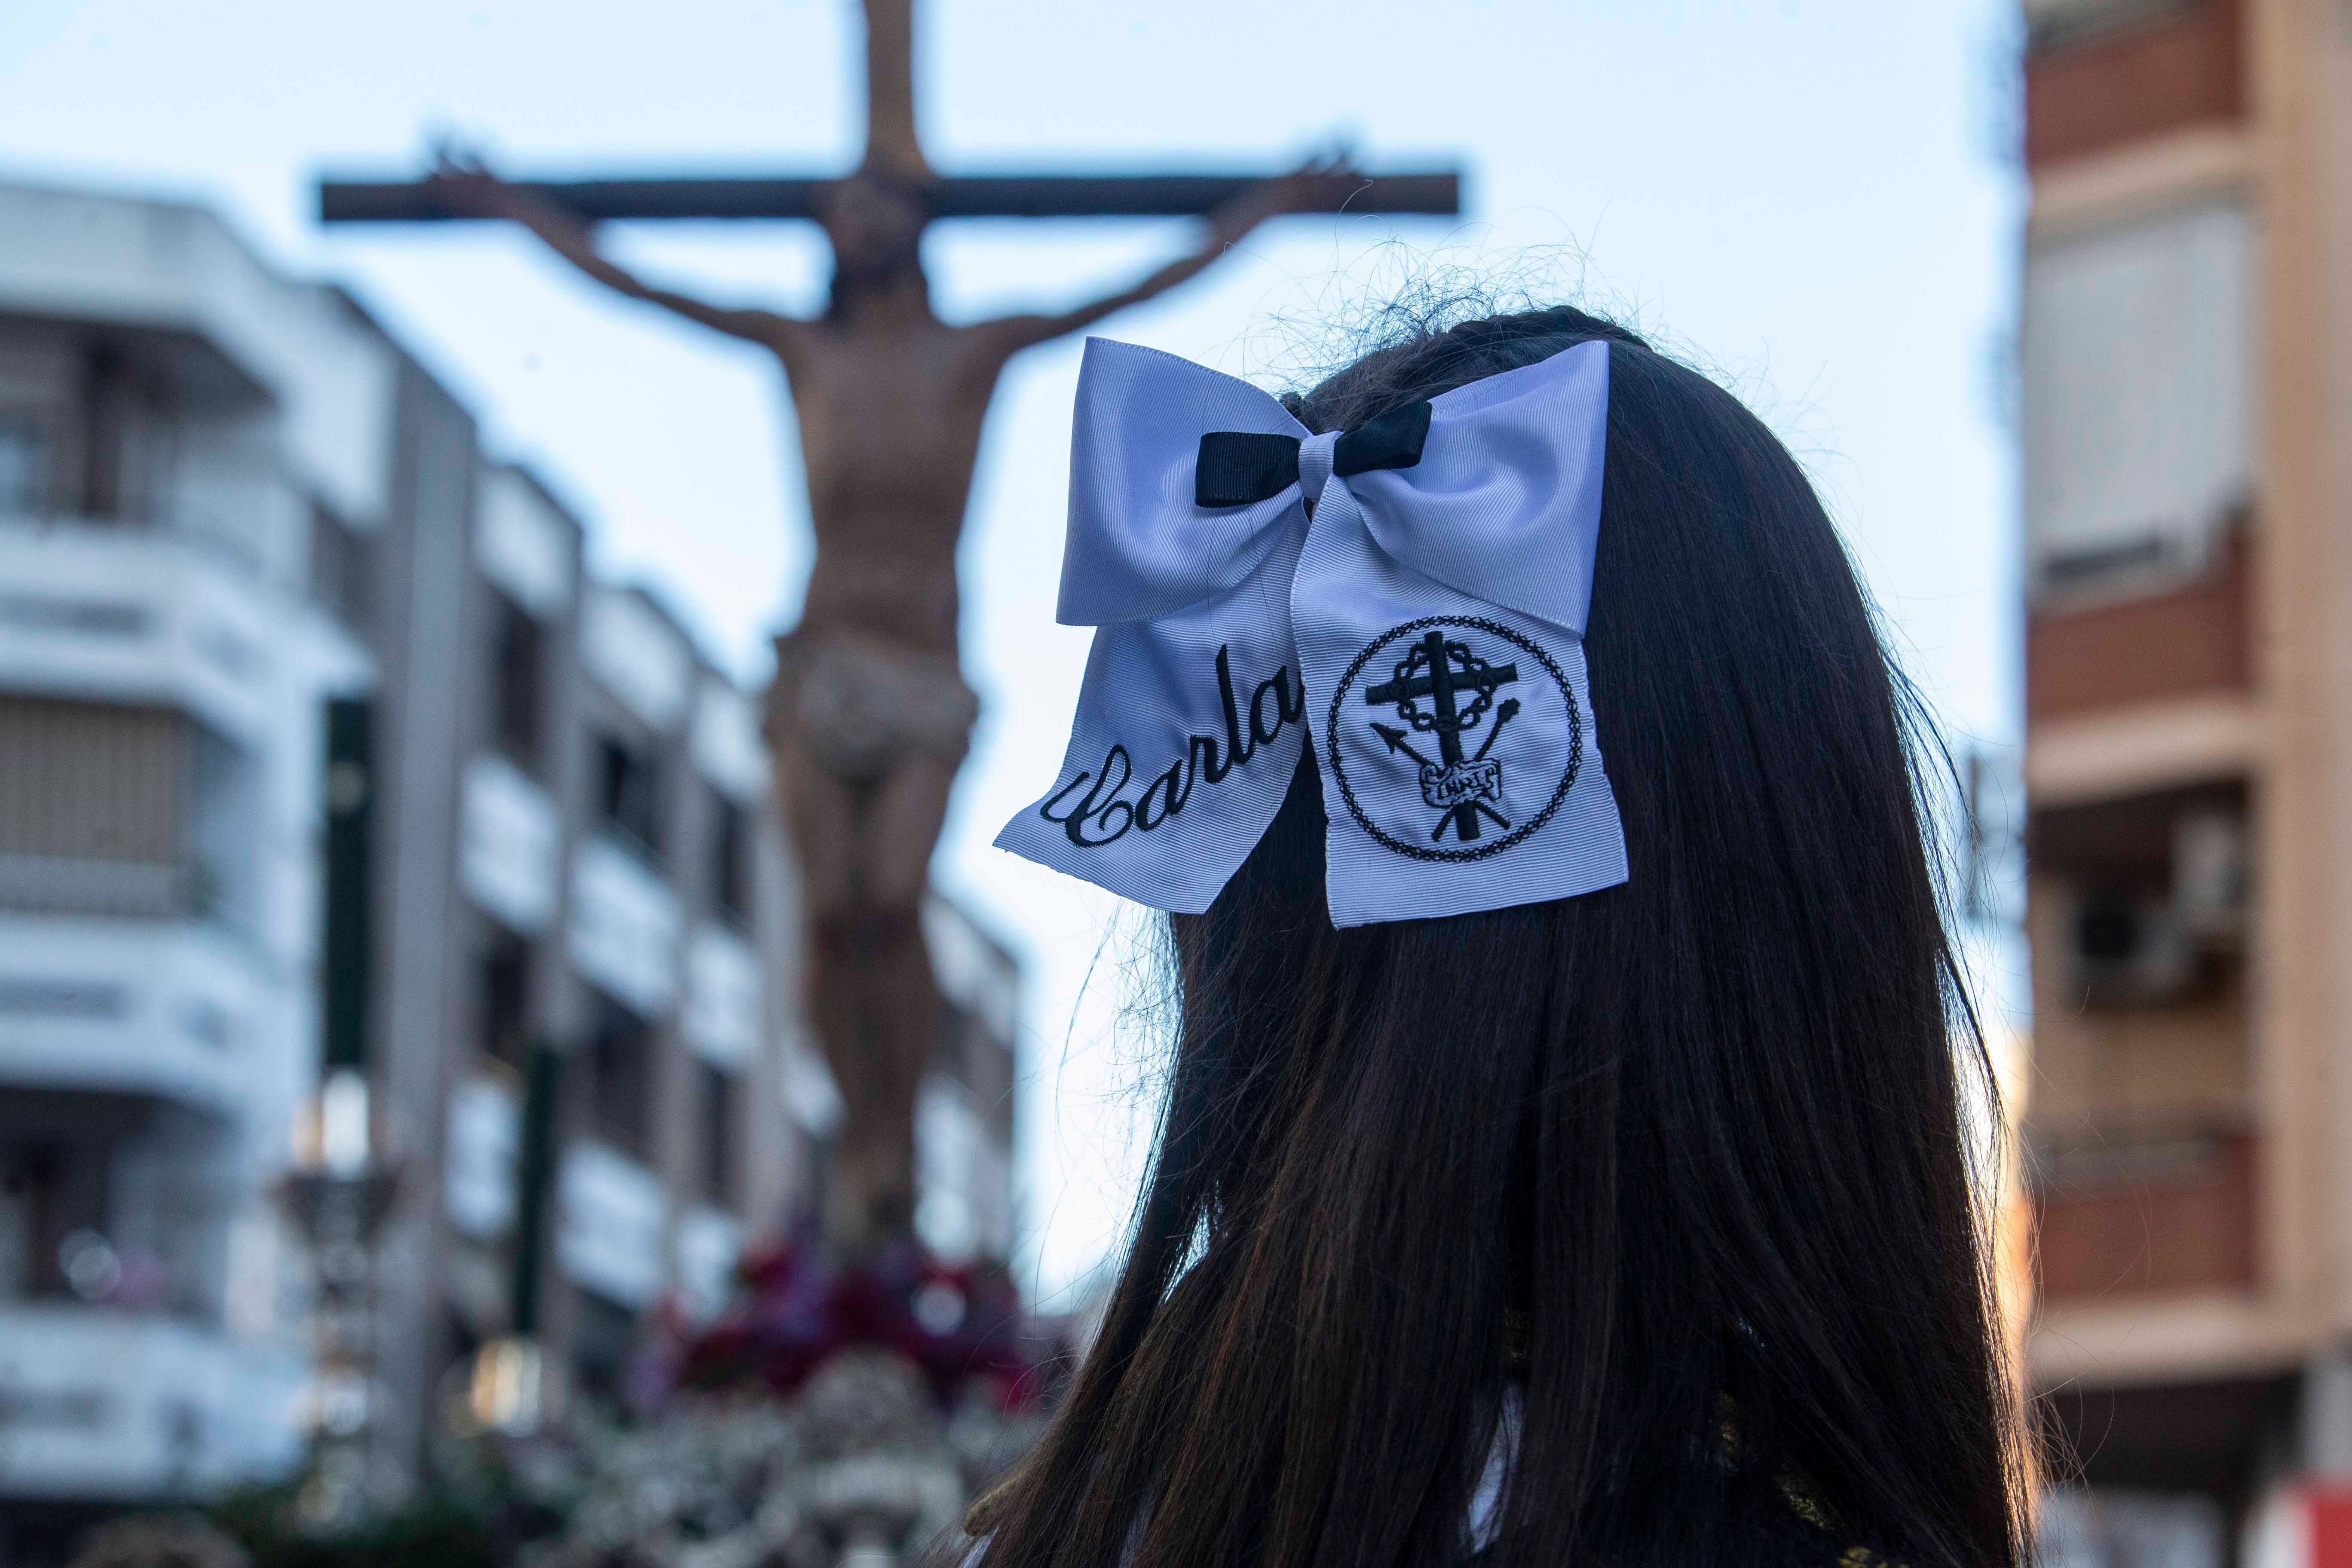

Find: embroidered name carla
[1040,645,1303,847]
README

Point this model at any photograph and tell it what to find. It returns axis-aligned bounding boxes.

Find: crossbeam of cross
[318,170,1459,225]
[317,0,1456,226]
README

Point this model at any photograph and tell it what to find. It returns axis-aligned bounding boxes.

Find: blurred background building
[2019,0,2352,1562]
[0,177,1018,1527]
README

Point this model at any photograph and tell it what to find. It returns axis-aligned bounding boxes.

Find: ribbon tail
[1292,474,1627,928]
[996,521,1310,913]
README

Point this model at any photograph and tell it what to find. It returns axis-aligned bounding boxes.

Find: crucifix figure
[367,0,1454,1257]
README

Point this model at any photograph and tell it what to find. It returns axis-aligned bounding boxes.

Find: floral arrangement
[668,1237,1052,1412]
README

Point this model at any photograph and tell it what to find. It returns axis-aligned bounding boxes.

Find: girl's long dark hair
[977,307,2024,1568]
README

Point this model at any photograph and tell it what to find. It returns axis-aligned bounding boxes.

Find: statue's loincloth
[769,630,980,784]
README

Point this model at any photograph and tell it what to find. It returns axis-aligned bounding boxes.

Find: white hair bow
[994,337,1627,927]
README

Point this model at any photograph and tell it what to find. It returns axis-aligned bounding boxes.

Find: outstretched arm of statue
[974,153,1363,358]
[426,153,808,357]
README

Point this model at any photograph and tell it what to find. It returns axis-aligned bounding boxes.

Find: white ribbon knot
[1295,429,1340,511]
[996,337,1629,927]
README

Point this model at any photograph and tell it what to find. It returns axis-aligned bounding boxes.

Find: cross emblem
[1364,630,1522,842]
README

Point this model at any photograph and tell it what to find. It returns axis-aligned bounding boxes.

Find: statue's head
[820,171,931,317]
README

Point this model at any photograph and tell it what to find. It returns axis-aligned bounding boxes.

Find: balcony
[2022,779,2272,1390]
[2024,534,2257,806]
[674,1207,743,1326]
[2031,1121,2257,1302]
[557,1141,669,1311]
[2025,0,2243,169]
[569,836,680,1020]
[683,922,760,1069]
[0,1301,303,1499]
[2028,530,2251,725]
[459,753,560,937]
[583,587,692,735]
[0,182,395,527]
[2025,783,2256,1306]
[0,516,366,744]
[445,1074,520,1240]
[0,913,266,1112]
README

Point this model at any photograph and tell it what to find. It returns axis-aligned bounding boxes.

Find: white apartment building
[0,181,378,1498]
[0,177,1022,1516]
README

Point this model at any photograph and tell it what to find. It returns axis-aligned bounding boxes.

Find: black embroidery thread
[1365,629,1520,843]
[1327,617,1582,864]
[1041,645,1303,849]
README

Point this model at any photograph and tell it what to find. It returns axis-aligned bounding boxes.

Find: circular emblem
[1326,616,1582,863]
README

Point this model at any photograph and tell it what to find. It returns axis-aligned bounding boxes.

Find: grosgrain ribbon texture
[993,336,1629,927]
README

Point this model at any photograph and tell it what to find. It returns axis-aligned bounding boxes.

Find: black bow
[1194,400,1433,509]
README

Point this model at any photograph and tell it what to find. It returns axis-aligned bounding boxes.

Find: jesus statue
[428,0,1353,1254]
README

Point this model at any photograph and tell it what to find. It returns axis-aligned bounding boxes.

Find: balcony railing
[0,1301,303,1498]
[1,497,269,580]
[0,912,259,1113]
[2030,1121,2257,1302]
[0,854,196,919]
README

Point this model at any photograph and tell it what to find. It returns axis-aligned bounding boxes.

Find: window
[493,592,545,772]
[0,1145,81,1299]
[588,991,654,1159]
[0,415,46,515]
[0,1152,46,1299]
[77,344,142,521]
[310,502,374,629]
[708,790,749,925]
[594,732,662,858]
[2024,198,2252,597]
[700,1060,739,1210]
[478,932,531,1072]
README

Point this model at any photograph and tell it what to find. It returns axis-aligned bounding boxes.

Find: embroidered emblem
[1328,617,1581,864]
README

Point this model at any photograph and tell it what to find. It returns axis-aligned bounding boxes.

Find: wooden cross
[309,0,1459,1262]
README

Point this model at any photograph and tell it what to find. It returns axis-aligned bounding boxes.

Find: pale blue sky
[0,0,2027,1298]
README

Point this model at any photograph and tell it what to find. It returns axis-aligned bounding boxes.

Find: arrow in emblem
[1370,722,1435,769]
